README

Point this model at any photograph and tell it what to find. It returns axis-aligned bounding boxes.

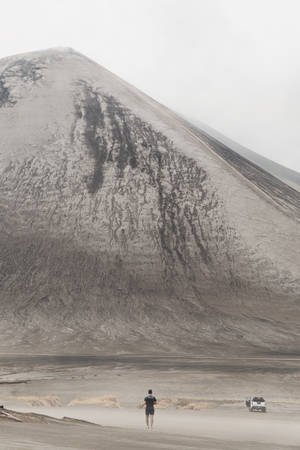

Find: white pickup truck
[245,396,266,412]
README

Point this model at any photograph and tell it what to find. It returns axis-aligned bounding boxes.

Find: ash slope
[0,48,299,354]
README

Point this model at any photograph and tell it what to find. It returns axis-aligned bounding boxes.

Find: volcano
[0,48,299,354]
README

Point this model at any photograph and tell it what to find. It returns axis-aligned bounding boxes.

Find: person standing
[144,389,157,430]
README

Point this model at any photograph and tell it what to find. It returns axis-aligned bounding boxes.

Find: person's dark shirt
[144,395,157,407]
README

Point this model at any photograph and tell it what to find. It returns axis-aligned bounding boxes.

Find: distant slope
[190,120,300,192]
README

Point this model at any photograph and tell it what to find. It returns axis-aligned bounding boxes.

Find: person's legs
[145,412,149,429]
[150,413,154,429]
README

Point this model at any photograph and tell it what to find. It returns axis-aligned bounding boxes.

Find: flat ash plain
[0,354,300,449]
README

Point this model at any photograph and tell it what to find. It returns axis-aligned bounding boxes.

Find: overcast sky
[1,0,299,171]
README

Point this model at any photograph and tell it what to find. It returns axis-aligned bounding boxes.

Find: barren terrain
[0,48,300,448]
[0,354,300,449]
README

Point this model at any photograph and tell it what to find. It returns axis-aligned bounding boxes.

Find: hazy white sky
[1,0,299,171]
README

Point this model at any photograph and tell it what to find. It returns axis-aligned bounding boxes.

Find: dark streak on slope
[105,95,138,174]
[0,59,43,107]
[153,149,212,269]
[3,59,44,82]
[0,76,16,107]
[81,82,108,193]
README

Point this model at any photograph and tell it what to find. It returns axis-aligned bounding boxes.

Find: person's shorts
[145,407,155,415]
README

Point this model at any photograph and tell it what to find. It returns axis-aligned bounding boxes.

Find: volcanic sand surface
[0,354,300,448]
[0,418,299,450]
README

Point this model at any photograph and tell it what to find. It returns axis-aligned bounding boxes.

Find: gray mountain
[0,48,299,354]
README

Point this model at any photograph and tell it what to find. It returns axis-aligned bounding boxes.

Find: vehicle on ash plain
[245,397,266,412]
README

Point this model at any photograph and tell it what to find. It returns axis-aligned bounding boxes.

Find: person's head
[148,389,152,395]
